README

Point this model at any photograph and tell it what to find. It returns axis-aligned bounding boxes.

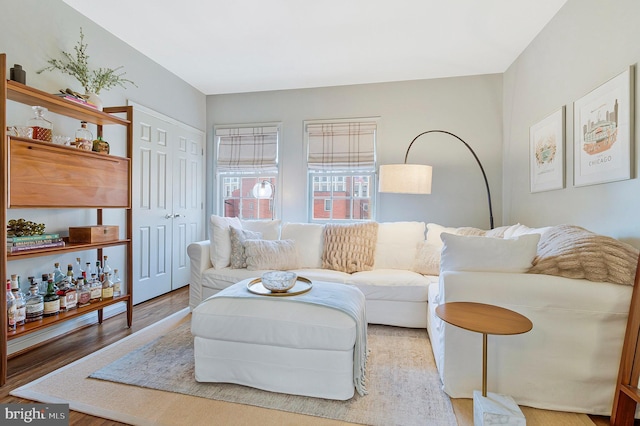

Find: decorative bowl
[261,271,297,293]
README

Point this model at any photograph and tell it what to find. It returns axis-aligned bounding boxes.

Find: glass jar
[74,121,93,151]
[28,106,52,142]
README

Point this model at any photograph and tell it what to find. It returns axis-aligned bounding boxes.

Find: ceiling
[62,0,567,95]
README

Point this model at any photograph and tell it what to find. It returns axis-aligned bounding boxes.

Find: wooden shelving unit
[0,53,134,386]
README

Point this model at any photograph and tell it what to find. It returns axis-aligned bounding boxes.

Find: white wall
[503,0,640,247]
[207,74,503,229]
[1,0,206,351]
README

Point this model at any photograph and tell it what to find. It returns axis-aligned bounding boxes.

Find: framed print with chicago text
[573,66,634,187]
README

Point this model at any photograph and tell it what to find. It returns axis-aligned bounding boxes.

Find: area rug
[11,308,457,426]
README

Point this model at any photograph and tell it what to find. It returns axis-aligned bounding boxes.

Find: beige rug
[11,308,457,426]
[10,308,597,426]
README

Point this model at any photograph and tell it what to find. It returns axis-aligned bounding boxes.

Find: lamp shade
[379,164,432,194]
[252,181,273,199]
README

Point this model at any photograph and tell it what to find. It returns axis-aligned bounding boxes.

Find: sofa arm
[432,270,632,413]
[187,240,212,310]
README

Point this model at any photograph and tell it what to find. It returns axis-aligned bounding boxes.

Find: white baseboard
[8,302,127,356]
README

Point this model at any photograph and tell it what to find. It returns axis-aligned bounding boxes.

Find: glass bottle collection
[19,106,111,154]
[6,255,123,330]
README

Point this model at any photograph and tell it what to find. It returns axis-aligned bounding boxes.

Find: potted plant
[37,28,136,109]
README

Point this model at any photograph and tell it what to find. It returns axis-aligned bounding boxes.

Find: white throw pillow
[440,233,540,273]
[426,223,459,248]
[281,222,324,269]
[503,223,552,239]
[244,239,300,271]
[241,219,281,240]
[374,222,426,270]
[209,215,242,269]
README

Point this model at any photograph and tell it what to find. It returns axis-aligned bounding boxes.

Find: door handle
[164,214,183,219]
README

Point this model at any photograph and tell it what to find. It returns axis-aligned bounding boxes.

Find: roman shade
[216,126,279,173]
[306,122,376,171]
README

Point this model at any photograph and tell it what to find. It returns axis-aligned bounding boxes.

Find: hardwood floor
[0,285,617,425]
[1,285,190,425]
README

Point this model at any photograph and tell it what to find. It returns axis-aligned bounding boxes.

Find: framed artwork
[530,107,565,193]
[573,66,634,187]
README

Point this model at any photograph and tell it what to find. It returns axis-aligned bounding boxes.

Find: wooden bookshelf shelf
[0,52,134,386]
[7,294,131,340]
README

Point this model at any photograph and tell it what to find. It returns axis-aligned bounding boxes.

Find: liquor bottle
[43,277,60,317]
[64,264,77,310]
[73,257,84,284]
[96,261,103,282]
[85,262,93,281]
[25,282,44,322]
[102,273,114,300]
[6,280,16,331]
[28,106,52,142]
[92,136,110,154]
[112,269,121,298]
[53,263,65,288]
[77,275,91,307]
[89,274,102,303]
[102,256,113,281]
[10,274,26,326]
[40,273,49,296]
[74,121,93,150]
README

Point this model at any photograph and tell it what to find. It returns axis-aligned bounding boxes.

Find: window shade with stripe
[307,122,376,171]
[216,126,278,173]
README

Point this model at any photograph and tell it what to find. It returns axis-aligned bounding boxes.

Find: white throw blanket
[213,279,369,396]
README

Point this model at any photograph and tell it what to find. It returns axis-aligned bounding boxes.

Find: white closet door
[171,129,204,290]
[132,105,205,304]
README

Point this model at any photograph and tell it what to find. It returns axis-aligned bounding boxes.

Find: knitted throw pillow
[322,222,378,273]
[528,224,639,285]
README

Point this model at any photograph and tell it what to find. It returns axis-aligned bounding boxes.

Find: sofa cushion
[202,267,269,293]
[348,270,433,302]
[209,215,242,269]
[281,222,324,268]
[440,233,540,273]
[289,268,351,284]
[241,219,281,240]
[374,222,426,270]
[322,222,378,273]
[244,239,300,270]
[229,227,262,269]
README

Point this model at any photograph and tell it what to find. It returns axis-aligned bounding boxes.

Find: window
[215,125,279,220]
[306,119,377,222]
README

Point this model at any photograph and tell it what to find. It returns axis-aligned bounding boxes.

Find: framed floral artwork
[530,107,565,193]
[573,66,634,187]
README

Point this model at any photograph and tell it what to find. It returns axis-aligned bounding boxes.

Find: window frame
[214,123,280,220]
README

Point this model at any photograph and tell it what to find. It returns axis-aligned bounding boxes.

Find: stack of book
[7,233,65,253]
[53,92,97,109]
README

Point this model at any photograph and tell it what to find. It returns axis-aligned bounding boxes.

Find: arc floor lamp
[379,130,494,229]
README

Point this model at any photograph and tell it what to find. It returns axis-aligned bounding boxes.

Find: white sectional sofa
[188,218,436,328]
[187,217,638,416]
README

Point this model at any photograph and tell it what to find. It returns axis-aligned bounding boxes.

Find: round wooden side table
[435,301,533,397]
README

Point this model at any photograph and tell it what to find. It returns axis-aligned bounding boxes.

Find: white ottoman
[191,278,366,400]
